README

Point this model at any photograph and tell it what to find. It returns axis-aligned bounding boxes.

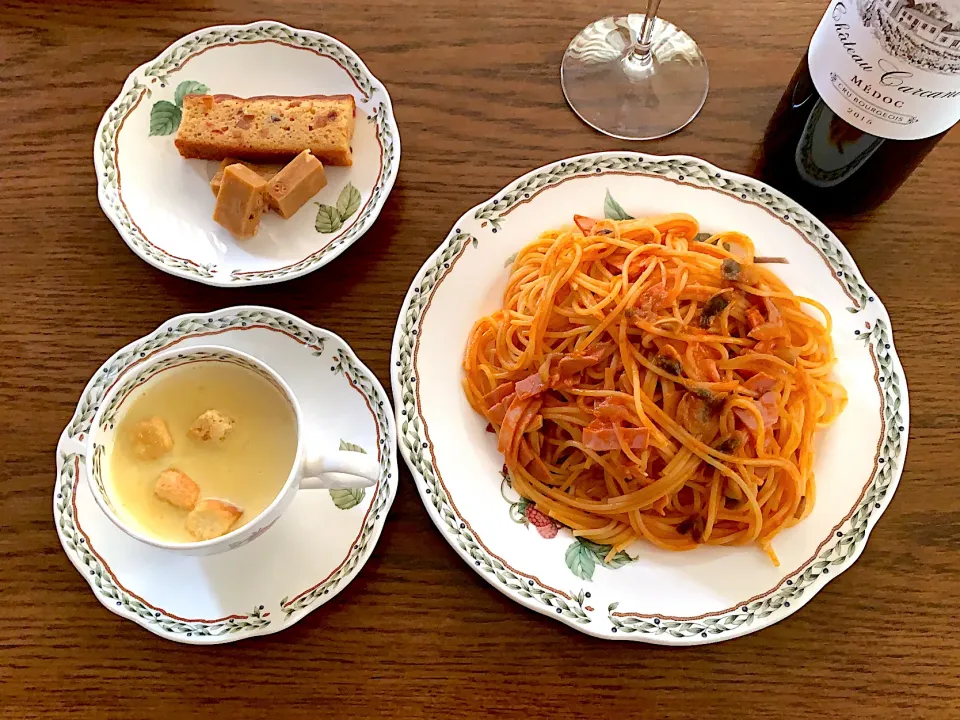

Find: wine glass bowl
[561,13,709,141]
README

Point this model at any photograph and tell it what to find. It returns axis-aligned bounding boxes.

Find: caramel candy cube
[209,158,283,198]
[131,417,174,460]
[212,164,267,238]
[189,409,234,442]
[266,150,328,219]
[154,469,200,510]
[185,499,244,541]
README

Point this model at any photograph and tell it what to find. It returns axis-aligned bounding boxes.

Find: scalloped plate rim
[54,305,399,644]
[93,20,401,287]
[390,150,909,645]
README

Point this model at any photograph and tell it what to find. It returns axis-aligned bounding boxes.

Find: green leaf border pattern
[279,349,392,618]
[89,443,114,514]
[396,232,590,625]
[232,105,397,282]
[607,318,904,639]
[471,155,871,311]
[141,25,374,100]
[56,452,271,637]
[66,309,326,440]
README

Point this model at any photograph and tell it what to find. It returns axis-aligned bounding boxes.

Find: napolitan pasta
[463,213,847,565]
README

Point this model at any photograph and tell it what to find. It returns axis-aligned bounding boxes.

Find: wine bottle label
[808,0,960,140]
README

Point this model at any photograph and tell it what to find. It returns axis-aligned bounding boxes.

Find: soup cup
[86,344,380,555]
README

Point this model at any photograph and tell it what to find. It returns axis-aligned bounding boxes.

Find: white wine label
[808,0,960,140]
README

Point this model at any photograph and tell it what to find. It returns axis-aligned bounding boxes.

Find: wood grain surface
[1,1,958,718]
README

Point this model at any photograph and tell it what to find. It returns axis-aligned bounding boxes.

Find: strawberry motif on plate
[524,504,560,539]
[501,468,561,539]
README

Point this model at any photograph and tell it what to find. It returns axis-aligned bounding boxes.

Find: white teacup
[86,345,379,555]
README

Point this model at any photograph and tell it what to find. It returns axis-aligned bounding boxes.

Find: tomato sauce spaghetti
[463,213,846,565]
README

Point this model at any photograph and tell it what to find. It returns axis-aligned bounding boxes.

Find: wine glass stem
[632,0,663,61]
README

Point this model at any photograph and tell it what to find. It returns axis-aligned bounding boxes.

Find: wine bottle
[758,0,960,213]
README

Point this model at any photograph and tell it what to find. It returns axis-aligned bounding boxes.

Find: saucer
[55,306,398,643]
[94,21,400,286]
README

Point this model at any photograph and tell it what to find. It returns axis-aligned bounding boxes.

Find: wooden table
[2,1,958,717]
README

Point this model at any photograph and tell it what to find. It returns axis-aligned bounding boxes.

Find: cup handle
[301,450,380,490]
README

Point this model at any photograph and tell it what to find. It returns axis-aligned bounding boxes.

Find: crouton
[189,410,234,442]
[185,499,244,541]
[131,417,174,460]
[153,469,200,510]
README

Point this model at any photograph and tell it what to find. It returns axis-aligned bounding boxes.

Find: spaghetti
[463,213,846,565]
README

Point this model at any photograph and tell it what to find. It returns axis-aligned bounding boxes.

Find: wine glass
[561,0,709,140]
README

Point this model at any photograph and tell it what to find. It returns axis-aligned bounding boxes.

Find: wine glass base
[561,15,709,141]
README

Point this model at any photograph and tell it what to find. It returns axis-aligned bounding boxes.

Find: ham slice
[626,256,652,281]
[763,298,782,324]
[758,392,779,425]
[619,428,650,451]
[486,393,514,425]
[514,354,561,400]
[582,421,649,451]
[749,321,787,342]
[483,382,515,406]
[734,407,759,433]
[594,398,633,422]
[748,299,787,342]
[518,442,535,466]
[515,372,547,400]
[744,372,777,394]
[734,391,779,433]
[518,443,553,482]
[497,396,541,459]
[498,398,525,454]
[574,215,597,234]
[515,349,608,400]
[635,285,668,320]
[558,346,606,378]
[753,339,776,355]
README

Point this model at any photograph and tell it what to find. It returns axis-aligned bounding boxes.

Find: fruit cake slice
[174,94,356,166]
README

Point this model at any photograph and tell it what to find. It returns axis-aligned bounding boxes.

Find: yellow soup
[109,361,297,543]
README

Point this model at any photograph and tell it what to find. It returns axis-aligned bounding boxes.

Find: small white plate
[55,307,398,643]
[392,152,909,645]
[94,22,400,286]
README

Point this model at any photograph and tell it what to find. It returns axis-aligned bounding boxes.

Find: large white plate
[55,306,398,643]
[94,22,400,286]
[391,152,908,645]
